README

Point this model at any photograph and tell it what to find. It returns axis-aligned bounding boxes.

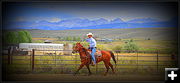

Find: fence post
[55,50,56,67]
[137,50,138,73]
[11,48,13,64]
[32,49,35,71]
[96,63,98,74]
[30,51,32,68]
[75,54,78,69]
[157,50,159,73]
[116,51,118,72]
[8,47,11,65]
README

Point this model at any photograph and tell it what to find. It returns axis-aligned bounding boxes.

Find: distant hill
[4,17,177,30]
[23,28,177,40]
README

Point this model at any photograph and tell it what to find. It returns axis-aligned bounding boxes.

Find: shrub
[33,40,44,43]
[96,44,109,50]
[122,39,139,52]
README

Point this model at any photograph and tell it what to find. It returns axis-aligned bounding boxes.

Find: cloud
[14,17,61,23]
[47,17,61,22]
[8,2,177,23]
[4,2,177,30]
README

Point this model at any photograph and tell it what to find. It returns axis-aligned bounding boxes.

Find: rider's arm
[86,38,90,42]
[91,38,97,47]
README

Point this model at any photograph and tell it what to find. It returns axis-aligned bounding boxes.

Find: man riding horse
[72,32,116,76]
[86,32,97,66]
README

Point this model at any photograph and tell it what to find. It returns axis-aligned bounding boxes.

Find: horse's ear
[77,42,80,44]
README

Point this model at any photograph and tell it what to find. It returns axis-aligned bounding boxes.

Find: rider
[86,32,97,66]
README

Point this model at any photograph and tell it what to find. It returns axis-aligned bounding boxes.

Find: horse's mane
[82,47,91,56]
[77,43,91,56]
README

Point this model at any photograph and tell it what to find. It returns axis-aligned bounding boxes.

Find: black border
[0,0,179,83]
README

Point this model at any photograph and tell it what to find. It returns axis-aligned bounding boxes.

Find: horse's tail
[109,51,116,64]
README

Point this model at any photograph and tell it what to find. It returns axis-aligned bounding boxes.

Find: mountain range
[5,17,177,30]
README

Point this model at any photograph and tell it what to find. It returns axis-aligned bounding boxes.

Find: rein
[78,47,90,59]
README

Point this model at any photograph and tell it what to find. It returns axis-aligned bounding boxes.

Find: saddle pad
[88,50,102,57]
[96,50,102,56]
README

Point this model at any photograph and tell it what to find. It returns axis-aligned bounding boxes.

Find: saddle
[87,49,102,57]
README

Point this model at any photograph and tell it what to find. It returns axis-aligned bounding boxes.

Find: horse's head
[72,42,83,54]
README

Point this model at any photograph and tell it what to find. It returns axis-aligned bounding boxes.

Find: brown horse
[72,42,116,76]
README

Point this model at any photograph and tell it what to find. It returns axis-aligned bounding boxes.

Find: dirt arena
[4,74,164,82]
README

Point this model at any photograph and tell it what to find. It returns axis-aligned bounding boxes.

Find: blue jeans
[90,47,96,64]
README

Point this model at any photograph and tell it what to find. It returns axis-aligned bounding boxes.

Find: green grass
[3,52,177,75]
[3,38,177,74]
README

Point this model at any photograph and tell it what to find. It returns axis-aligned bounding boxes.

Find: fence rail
[3,48,177,74]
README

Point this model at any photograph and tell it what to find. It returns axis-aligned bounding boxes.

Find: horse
[72,42,116,76]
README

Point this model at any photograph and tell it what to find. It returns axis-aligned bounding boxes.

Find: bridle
[74,45,84,52]
[74,44,90,59]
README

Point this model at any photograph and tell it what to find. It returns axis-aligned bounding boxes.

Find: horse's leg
[86,64,92,76]
[109,62,115,74]
[103,61,110,76]
[74,63,85,76]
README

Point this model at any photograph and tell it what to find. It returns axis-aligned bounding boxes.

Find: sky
[3,2,178,30]
[4,2,177,21]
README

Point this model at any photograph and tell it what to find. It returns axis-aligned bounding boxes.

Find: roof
[19,43,64,47]
[44,40,53,43]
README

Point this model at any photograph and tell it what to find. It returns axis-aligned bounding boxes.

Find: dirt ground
[4,74,164,82]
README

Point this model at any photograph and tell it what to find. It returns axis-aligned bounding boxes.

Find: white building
[19,43,64,51]
[18,43,73,55]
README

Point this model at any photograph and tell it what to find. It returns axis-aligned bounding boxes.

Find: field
[5,74,164,81]
[12,28,177,40]
[3,51,177,81]
[32,38,177,53]
[3,28,178,81]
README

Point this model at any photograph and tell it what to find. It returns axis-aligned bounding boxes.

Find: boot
[91,61,95,66]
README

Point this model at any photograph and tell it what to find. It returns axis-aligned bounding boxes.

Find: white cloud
[45,17,61,22]
[14,17,62,23]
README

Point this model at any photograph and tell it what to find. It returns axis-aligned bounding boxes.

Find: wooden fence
[3,48,177,74]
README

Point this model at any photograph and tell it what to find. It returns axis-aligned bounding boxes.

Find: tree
[4,31,18,44]
[4,30,32,44]
[23,30,32,43]
[18,31,28,43]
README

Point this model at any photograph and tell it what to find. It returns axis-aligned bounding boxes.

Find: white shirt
[86,37,97,47]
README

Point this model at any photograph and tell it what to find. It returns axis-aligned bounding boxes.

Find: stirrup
[91,62,95,66]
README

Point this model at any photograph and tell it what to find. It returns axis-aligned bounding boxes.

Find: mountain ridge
[4,17,177,30]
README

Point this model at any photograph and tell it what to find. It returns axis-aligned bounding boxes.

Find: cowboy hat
[86,32,93,36]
